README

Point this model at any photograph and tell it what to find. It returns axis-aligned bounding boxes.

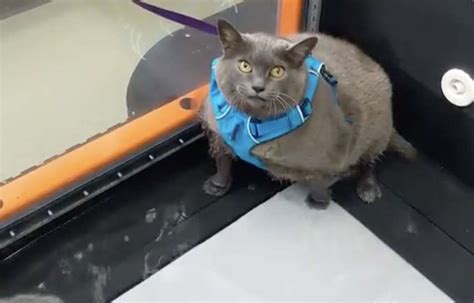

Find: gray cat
[200,19,416,207]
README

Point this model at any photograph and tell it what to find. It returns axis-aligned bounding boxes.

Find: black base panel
[0,140,283,302]
[0,141,473,302]
[0,124,202,253]
[379,157,474,255]
[319,0,474,187]
[334,160,474,302]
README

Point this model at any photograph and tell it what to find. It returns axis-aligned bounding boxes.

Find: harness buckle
[320,65,338,86]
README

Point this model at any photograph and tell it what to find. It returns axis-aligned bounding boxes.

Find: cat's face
[215,19,318,119]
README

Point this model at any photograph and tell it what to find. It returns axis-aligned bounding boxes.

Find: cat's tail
[387,130,417,160]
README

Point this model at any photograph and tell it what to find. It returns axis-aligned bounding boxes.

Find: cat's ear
[285,37,318,67]
[217,19,244,55]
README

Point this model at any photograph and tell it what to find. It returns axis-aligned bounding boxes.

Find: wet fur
[200,20,416,203]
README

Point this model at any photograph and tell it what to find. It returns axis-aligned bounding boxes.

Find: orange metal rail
[0,0,304,222]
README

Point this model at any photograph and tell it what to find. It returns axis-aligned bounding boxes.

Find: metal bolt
[148,155,155,160]
[9,230,15,237]
[83,190,89,196]
[47,210,53,216]
[179,138,185,144]
[117,172,123,178]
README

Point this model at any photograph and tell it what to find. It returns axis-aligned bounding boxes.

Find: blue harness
[209,56,337,169]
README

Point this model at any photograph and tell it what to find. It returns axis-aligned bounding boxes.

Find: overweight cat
[200,19,415,208]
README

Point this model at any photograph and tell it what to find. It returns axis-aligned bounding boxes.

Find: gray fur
[201,20,416,203]
[0,294,63,303]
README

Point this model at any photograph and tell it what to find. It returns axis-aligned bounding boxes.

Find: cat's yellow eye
[270,66,286,79]
[237,60,253,73]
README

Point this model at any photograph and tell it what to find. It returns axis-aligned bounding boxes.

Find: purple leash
[131,0,218,35]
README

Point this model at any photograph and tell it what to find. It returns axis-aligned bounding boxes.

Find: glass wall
[0,0,280,182]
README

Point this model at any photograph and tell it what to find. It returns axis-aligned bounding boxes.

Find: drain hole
[179,98,193,110]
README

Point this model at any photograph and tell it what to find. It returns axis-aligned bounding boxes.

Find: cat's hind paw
[356,180,382,204]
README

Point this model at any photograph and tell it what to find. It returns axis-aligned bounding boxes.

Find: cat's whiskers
[228,91,242,110]
[275,92,298,106]
[278,95,298,112]
[265,94,283,115]
[272,98,278,117]
[233,85,249,110]
[266,92,296,114]
[276,96,291,113]
[271,97,285,114]
[231,86,298,118]
[280,98,293,114]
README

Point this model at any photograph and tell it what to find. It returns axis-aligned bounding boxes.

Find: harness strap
[247,62,321,141]
[247,97,312,143]
[132,0,218,35]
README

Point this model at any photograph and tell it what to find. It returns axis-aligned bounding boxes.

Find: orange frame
[0,0,304,222]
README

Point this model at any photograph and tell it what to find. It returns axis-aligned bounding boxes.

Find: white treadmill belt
[116,185,450,302]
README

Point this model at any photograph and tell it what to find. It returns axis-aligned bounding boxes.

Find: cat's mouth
[247,95,267,103]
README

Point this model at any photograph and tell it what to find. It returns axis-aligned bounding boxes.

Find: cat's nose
[252,85,265,93]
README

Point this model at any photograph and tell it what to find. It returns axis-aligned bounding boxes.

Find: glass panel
[0,0,279,182]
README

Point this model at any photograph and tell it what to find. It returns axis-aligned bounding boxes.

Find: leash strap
[131,0,218,35]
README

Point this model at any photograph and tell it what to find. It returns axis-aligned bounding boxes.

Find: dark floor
[0,139,473,302]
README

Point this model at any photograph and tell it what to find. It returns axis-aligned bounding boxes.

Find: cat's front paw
[203,174,232,197]
[305,189,331,210]
[356,180,382,204]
